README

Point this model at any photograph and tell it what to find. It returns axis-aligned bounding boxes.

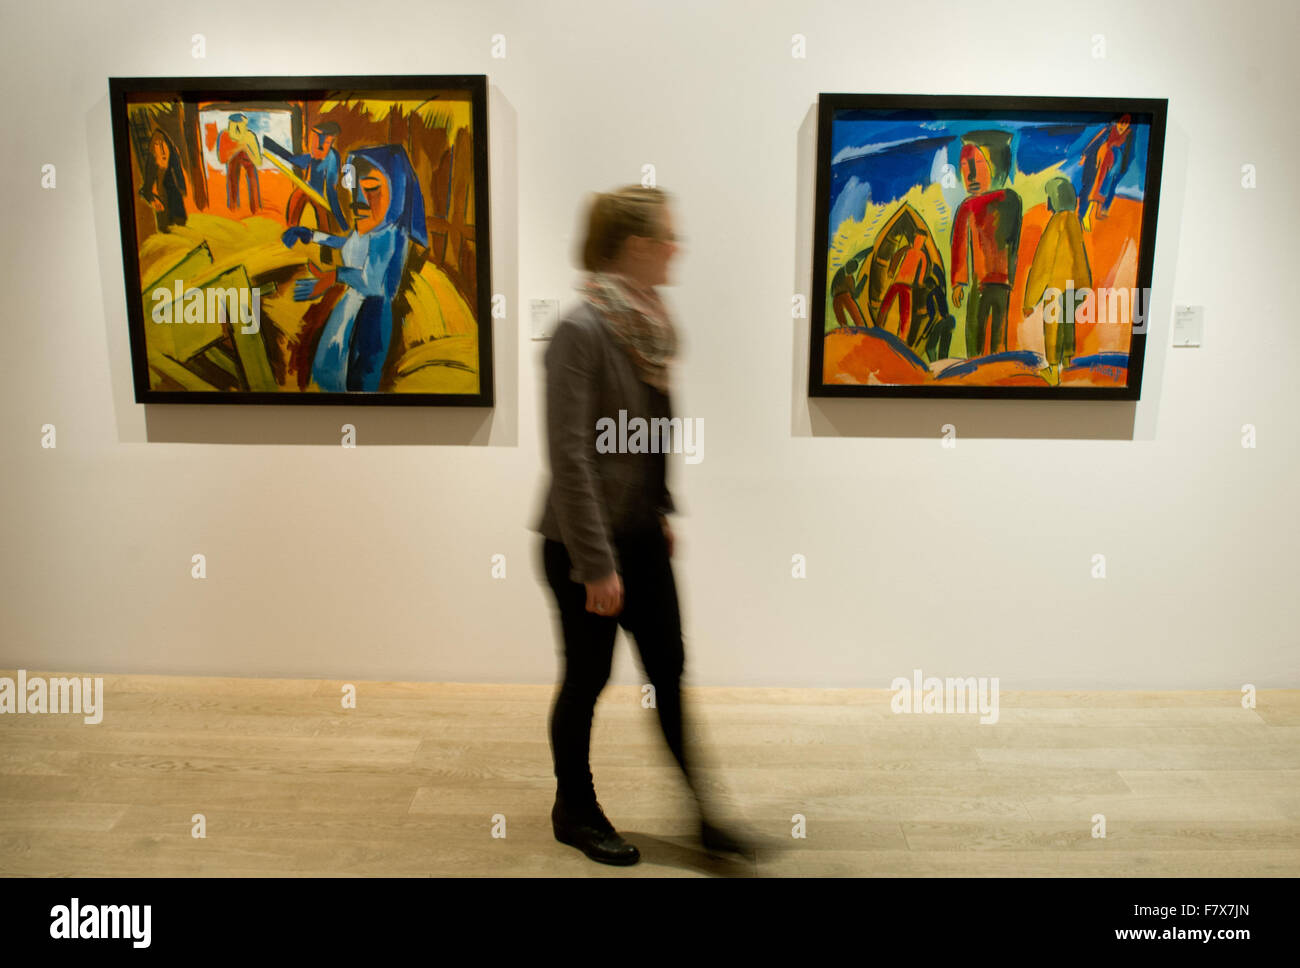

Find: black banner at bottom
[2,876,1276,954]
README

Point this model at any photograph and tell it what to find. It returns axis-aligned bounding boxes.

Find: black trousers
[541,523,698,813]
[965,281,1010,357]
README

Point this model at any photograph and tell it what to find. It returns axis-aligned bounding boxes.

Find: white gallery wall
[2,0,1297,689]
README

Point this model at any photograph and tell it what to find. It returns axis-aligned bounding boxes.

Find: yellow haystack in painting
[138,211,479,393]
[139,213,298,288]
[391,262,480,394]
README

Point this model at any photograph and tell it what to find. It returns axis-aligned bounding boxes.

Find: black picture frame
[809,93,1167,400]
[108,74,493,406]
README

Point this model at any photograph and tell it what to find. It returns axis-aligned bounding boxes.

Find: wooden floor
[1,671,1297,876]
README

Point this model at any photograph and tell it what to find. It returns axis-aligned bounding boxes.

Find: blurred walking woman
[535,186,748,866]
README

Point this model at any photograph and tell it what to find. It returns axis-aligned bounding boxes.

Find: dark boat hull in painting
[864,202,954,365]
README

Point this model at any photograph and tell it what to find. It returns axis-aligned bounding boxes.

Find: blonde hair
[580,185,670,271]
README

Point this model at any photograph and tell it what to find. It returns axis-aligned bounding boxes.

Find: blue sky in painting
[827,110,1151,244]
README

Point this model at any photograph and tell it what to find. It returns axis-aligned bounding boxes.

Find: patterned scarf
[579,271,678,394]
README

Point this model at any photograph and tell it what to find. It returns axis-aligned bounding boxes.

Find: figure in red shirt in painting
[217,113,262,213]
[879,233,930,344]
[950,130,1021,359]
[1078,113,1135,232]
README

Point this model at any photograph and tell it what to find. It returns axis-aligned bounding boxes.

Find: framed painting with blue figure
[809,93,1166,399]
[109,75,493,406]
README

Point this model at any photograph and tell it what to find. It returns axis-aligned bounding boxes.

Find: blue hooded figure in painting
[282,144,428,391]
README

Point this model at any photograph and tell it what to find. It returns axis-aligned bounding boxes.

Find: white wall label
[1173,305,1204,347]
[531,299,559,340]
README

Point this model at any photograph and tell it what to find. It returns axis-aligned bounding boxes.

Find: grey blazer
[533,300,674,583]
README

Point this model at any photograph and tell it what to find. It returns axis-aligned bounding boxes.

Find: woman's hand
[585,570,624,616]
[293,262,336,302]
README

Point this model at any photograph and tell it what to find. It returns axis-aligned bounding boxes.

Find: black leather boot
[552,797,640,866]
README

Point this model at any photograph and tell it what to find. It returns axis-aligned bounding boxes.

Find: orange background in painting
[199,121,296,224]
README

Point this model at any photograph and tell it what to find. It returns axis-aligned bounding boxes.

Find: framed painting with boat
[810,93,1166,400]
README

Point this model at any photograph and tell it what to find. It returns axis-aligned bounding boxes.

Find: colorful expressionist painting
[810,94,1166,399]
[109,75,492,405]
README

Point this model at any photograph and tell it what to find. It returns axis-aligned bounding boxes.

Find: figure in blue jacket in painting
[263,121,350,233]
[1077,114,1135,232]
[281,145,428,392]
